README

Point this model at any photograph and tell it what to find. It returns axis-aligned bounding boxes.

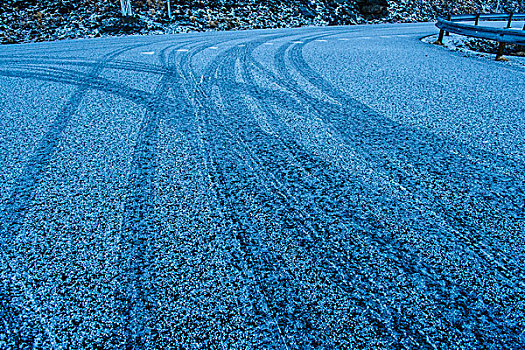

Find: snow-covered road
[1,23,524,349]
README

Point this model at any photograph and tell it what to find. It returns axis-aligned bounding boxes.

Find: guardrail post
[445,14,451,36]
[475,14,480,25]
[120,0,132,17]
[434,29,445,45]
[507,12,513,28]
[495,42,506,61]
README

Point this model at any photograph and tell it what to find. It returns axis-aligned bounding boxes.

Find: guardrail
[434,13,525,61]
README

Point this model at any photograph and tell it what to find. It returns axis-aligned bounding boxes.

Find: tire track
[0,44,138,235]
[206,32,444,348]
[238,34,525,288]
[187,31,403,348]
[0,38,183,349]
[266,35,519,343]
[0,42,149,348]
[0,67,178,112]
[273,35,524,347]
[192,32,524,348]
[172,33,308,349]
[242,30,524,286]
[200,37,432,348]
[284,35,525,276]
[0,56,176,76]
[117,36,259,349]
[116,40,205,349]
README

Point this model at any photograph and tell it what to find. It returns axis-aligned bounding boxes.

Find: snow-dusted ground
[0,23,524,349]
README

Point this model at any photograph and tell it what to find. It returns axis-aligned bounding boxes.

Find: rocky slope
[0,0,524,44]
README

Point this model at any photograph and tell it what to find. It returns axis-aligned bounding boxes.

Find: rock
[100,17,120,33]
[297,6,315,19]
[356,0,389,16]
[4,36,18,44]
[57,2,74,15]
[100,16,145,34]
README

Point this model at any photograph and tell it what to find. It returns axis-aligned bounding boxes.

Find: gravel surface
[1,23,525,349]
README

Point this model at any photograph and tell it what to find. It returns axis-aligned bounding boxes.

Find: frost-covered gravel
[1,23,525,349]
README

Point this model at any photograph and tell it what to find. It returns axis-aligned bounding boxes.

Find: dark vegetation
[0,1,524,44]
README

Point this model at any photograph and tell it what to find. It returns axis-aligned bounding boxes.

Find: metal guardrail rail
[434,13,525,60]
